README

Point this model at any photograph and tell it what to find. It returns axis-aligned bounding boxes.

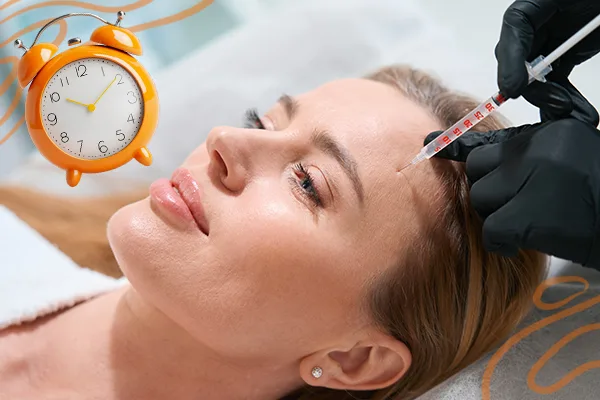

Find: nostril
[212,149,228,178]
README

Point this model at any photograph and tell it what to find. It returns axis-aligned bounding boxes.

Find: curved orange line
[527,323,600,394]
[533,276,589,311]
[0,115,25,146]
[0,18,53,49]
[0,0,23,12]
[51,18,68,46]
[0,86,23,128]
[0,0,213,140]
[129,0,213,32]
[482,277,600,399]
[0,20,66,143]
[0,0,152,26]
[0,56,18,98]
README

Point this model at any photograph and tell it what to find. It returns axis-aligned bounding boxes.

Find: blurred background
[0,0,291,176]
[1,0,599,183]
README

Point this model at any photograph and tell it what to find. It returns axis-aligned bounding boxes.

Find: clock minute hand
[91,76,118,111]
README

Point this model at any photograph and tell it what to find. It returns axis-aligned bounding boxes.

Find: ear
[299,330,411,391]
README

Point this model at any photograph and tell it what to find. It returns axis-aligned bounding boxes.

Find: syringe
[400,13,600,171]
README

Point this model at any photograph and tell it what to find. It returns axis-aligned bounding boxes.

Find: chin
[107,198,178,283]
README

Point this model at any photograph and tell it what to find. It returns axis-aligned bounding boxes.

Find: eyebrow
[278,94,365,204]
[278,94,298,120]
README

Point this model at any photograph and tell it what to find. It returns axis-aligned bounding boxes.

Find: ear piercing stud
[311,366,323,379]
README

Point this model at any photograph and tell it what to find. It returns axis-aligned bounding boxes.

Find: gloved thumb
[521,80,573,121]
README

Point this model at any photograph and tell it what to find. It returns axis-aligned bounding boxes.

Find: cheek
[209,189,362,335]
[106,182,366,358]
[106,199,217,323]
[106,199,204,284]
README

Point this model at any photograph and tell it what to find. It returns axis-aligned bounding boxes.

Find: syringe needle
[397,163,411,172]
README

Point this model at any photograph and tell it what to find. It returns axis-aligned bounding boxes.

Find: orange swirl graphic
[0,18,66,144]
[1,18,57,48]
[0,0,213,147]
[0,56,18,98]
[0,0,23,12]
[129,0,213,32]
[0,115,24,146]
[0,0,153,26]
[482,276,600,399]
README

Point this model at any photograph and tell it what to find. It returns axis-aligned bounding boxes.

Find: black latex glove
[496,0,600,125]
[424,119,600,269]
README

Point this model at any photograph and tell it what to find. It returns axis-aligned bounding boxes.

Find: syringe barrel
[422,93,506,160]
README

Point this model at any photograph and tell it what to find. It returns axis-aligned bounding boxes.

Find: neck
[36,286,303,400]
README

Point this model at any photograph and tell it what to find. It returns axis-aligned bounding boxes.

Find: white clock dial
[41,57,145,159]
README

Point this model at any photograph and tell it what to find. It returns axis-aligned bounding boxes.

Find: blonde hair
[0,65,546,400]
[291,66,547,399]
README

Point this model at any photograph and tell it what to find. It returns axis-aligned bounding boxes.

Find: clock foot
[134,147,152,166]
[66,169,82,187]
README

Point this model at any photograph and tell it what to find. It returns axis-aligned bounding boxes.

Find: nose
[206,126,278,193]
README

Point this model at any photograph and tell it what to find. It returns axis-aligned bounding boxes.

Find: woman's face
[108,78,442,362]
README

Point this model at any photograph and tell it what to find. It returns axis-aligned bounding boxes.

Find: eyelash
[244,108,265,129]
[291,163,322,208]
[244,108,322,208]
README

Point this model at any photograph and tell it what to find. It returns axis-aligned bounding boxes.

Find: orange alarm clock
[14,11,158,187]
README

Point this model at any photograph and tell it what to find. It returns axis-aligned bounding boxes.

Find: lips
[170,167,209,235]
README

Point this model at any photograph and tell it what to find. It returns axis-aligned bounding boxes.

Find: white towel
[0,205,127,330]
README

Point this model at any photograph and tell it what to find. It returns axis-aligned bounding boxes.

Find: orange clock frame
[24,44,158,186]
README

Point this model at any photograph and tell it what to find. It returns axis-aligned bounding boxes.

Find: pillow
[5,0,502,197]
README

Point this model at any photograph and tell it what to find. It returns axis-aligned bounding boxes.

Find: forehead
[293,78,442,170]
[290,78,448,241]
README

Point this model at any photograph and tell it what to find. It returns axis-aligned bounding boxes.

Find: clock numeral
[101,66,105,77]
[47,113,58,126]
[116,74,124,85]
[116,129,125,141]
[98,141,108,154]
[77,140,83,152]
[126,91,138,104]
[50,92,60,103]
[127,113,135,124]
[76,64,87,78]
[60,132,69,143]
[60,77,69,87]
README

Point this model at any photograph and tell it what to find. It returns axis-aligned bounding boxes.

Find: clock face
[41,57,145,159]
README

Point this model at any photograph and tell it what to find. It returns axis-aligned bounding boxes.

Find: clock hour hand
[66,98,89,107]
[66,98,96,112]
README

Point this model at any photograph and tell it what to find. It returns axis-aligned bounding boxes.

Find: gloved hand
[496,0,600,125]
[424,119,600,269]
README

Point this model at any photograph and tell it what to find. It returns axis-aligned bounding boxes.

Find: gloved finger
[543,73,600,126]
[481,200,523,258]
[424,126,526,163]
[495,0,558,99]
[521,80,573,120]
[465,123,542,182]
[468,156,526,218]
